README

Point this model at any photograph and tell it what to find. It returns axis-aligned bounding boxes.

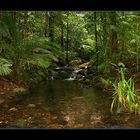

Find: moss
[13,87,26,93]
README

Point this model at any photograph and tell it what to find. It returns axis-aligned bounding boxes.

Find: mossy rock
[13,87,28,96]
[13,87,27,93]
[78,62,91,69]
[69,59,82,67]
[13,119,26,128]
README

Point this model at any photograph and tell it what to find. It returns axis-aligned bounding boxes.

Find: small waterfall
[65,69,82,80]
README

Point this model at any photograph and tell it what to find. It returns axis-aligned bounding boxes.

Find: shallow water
[8,80,140,128]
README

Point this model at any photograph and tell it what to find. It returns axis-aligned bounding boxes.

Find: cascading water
[65,69,82,80]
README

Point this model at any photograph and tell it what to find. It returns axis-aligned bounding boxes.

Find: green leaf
[0,57,12,75]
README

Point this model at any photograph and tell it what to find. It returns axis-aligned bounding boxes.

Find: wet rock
[59,71,70,79]
[84,79,90,84]
[27,104,36,108]
[0,99,5,104]
[51,71,60,79]
[78,69,87,75]
[9,107,18,112]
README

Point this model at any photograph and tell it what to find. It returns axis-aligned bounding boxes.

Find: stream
[1,80,140,128]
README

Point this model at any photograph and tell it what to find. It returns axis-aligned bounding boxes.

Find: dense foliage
[1,11,140,114]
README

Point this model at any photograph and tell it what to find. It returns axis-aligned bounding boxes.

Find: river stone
[78,69,86,75]
[9,107,18,112]
[27,104,36,108]
[84,79,90,83]
[76,74,84,80]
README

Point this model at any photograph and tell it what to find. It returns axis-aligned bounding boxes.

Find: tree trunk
[109,12,118,76]
[22,12,28,39]
[101,12,107,56]
[110,12,118,59]
[120,12,125,61]
[94,12,98,72]
[61,24,64,51]
[66,12,69,65]
[48,12,54,42]
[44,12,50,38]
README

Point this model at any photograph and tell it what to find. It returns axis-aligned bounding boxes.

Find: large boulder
[78,62,91,69]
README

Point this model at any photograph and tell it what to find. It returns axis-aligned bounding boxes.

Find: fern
[29,55,50,68]
[0,57,12,75]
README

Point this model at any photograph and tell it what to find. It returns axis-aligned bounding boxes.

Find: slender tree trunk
[109,12,118,76]
[120,12,125,61]
[136,14,139,72]
[48,12,54,42]
[94,12,98,72]
[66,12,69,65]
[61,24,64,51]
[11,12,17,48]
[101,12,107,57]
[110,12,118,59]
[22,12,28,39]
[11,12,18,80]
[44,12,48,37]
[11,12,16,20]
[44,12,50,38]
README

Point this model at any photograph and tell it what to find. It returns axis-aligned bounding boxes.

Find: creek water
[9,80,140,128]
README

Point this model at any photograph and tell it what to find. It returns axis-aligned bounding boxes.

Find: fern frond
[0,57,12,75]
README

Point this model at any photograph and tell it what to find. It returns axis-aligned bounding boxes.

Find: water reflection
[10,80,140,128]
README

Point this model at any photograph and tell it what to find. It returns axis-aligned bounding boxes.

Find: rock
[0,99,5,104]
[13,87,26,93]
[69,59,82,67]
[9,107,18,112]
[78,69,87,75]
[27,104,36,108]
[59,71,70,79]
[76,74,84,80]
[51,70,60,79]
[78,62,91,69]
[84,79,90,84]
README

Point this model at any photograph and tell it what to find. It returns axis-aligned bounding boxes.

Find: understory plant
[0,57,12,76]
[111,63,140,114]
